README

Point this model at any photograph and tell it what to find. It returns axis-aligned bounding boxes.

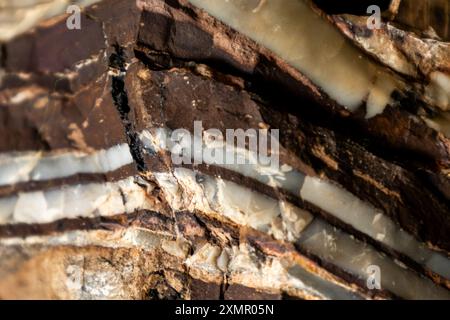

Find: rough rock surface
[0,0,449,299]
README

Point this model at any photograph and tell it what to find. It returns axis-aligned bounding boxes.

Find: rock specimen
[0,0,449,299]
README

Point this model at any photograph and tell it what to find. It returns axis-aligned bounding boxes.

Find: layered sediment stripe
[0,176,154,224]
[0,210,173,238]
[186,242,363,300]
[135,1,450,170]
[5,0,446,115]
[140,127,450,280]
[300,177,450,280]
[0,160,448,298]
[298,219,450,300]
[1,0,449,300]
[0,144,134,187]
[153,169,313,242]
[186,0,448,118]
[179,0,402,118]
[151,167,450,299]
[0,227,363,300]
[187,0,398,113]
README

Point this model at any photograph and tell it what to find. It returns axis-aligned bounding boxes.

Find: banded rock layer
[0,0,449,299]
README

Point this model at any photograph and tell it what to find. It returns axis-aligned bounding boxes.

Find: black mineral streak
[109,44,147,172]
